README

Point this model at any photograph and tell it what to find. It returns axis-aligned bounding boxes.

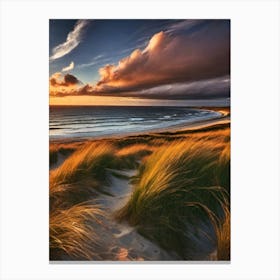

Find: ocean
[49,106,221,140]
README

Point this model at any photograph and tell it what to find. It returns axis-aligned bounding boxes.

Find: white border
[0,0,279,279]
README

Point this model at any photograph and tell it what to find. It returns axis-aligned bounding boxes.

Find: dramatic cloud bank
[49,20,230,100]
[62,61,74,72]
[50,20,88,61]
[94,22,229,93]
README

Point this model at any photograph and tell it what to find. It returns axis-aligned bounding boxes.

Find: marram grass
[50,201,108,260]
[116,130,230,259]
[49,141,155,260]
[49,126,230,260]
[50,142,116,186]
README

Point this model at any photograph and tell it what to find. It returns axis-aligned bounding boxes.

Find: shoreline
[50,107,230,144]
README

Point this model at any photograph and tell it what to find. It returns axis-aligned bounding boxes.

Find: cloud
[50,20,88,61]
[64,74,80,85]
[95,76,229,100]
[94,20,230,94]
[76,55,109,69]
[62,61,74,72]
[165,19,205,35]
[50,72,80,87]
[125,76,230,100]
[49,20,230,100]
[49,72,82,96]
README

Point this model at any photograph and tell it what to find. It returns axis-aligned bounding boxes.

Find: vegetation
[216,203,230,260]
[116,128,230,259]
[50,142,116,186]
[49,201,111,260]
[49,142,83,165]
[49,123,230,260]
[49,141,155,259]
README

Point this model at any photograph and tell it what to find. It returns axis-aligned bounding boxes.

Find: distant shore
[50,106,230,144]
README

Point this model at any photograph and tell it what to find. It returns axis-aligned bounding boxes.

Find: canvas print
[49,19,230,261]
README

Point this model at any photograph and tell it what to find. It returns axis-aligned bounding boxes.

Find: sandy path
[50,160,219,261]
[95,169,180,261]
[93,169,217,261]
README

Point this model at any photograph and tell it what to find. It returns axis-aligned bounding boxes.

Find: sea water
[49,106,221,140]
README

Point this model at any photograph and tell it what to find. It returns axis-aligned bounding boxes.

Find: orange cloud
[94,22,229,93]
[49,72,82,96]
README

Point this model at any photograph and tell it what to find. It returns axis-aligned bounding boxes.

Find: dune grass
[49,141,156,260]
[216,203,230,260]
[115,144,154,169]
[50,141,154,186]
[49,142,82,165]
[116,128,230,259]
[50,142,116,186]
[50,142,117,260]
[50,201,110,260]
[50,142,118,212]
[50,124,230,260]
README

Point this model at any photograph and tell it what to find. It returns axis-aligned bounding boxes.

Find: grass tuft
[49,142,82,165]
[116,130,230,259]
[216,203,230,260]
[50,201,108,260]
[50,142,116,186]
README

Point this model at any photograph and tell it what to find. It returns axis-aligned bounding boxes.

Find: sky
[49,19,230,106]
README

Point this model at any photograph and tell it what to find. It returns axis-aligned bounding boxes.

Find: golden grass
[49,141,155,259]
[116,144,154,157]
[50,201,108,260]
[49,142,83,165]
[49,142,117,260]
[116,128,230,259]
[50,141,155,187]
[50,124,230,260]
[216,204,230,260]
[50,142,116,186]
[114,144,155,169]
[50,142,83,153]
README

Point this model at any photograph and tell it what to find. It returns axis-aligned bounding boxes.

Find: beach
[49,107,230,261]
[49,106,227,141]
